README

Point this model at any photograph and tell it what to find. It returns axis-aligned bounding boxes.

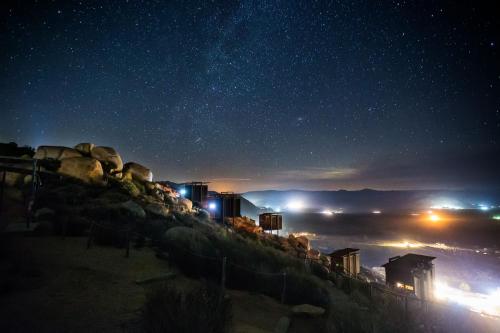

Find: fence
[0,156,41,228]
[159,241,304,306]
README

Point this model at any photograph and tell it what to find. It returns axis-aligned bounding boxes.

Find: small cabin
[180,181,208,208]
[382,253,435,300]
[209,192,241,222]
[259,213,283,234]
[329,248,360,276]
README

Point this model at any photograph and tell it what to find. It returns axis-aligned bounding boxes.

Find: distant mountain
[242,189,500,213]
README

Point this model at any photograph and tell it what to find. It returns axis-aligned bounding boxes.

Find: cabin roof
[382,253,435,268]
[259,212,282,216]
[329,248,360,258]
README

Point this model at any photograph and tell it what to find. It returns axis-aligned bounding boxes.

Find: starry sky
[1,1,499,192]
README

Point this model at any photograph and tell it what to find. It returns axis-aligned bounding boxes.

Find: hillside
[1,143,498,332]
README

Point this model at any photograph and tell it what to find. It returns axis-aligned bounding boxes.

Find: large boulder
[122,162,153,182]
[230,216,263,234]
[57,157,104,184]
[296,236,310,251]
[90,146,123,173]
[4,172,25,187]
[177,197,193,211]
[145,202,169,218]
[34,146,82,160]
[74,143,95,155]
[291,304,326,317]
[307,249,321,260]
[120,200,146,219]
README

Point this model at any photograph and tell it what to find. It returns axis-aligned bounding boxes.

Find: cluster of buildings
[180,181,436,301]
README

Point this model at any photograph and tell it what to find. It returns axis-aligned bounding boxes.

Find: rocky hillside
[1,142,496,333]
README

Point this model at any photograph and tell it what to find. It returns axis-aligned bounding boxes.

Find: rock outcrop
[145,203,170,218]
[122,162,153,182]
[177,197,193,211]
[120,200,146,219]
[74,142,95,155]
[34,146,82,160]
[57,157,104,184]
[229,216,263,234]
[90,146,123,174]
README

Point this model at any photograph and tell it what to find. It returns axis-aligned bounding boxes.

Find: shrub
[284,269,330,307]
[161,227,220,278]
[142,281,232,333]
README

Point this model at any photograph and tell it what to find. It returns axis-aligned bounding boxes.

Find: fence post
[221,256,227,293]
[0,170,5,217]
[404,295,408,321]
[281,272,287,304]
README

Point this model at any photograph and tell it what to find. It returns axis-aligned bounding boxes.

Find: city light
[321,209,333,216]
[379,240,423,249]
[372,210,381,214]
[286,200,305,212]
[378,240,458,251]
[479,204,490,211]
[435,281,500,317]
[429,214,440,222]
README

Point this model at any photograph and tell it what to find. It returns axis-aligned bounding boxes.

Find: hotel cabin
[210,192,241,222]
[382,253,435,300]
[180,181,208,208]
[329,248,360,277]
[259,213,283,235]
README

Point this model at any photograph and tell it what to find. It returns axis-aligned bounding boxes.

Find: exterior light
[180,188,187,196]
[208,202,216,211]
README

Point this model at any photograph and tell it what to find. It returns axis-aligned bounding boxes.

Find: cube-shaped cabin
[329,248,360,276]
[181,181,208,208]
[259,213,283,231]
[382,254,435,300]
[208,192,241,222]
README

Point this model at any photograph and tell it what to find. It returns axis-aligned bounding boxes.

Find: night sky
[1,1,499,192]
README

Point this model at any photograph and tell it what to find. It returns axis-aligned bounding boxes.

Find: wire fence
[164,242,290,304]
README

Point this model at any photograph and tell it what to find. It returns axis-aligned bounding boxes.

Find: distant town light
[429,214,440,222]
[372,210,381,214]
[208,202,216,210]
[434,281,500,317]
[286,200,304,212]
[479,205,489,211]
[321,209,333,216]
